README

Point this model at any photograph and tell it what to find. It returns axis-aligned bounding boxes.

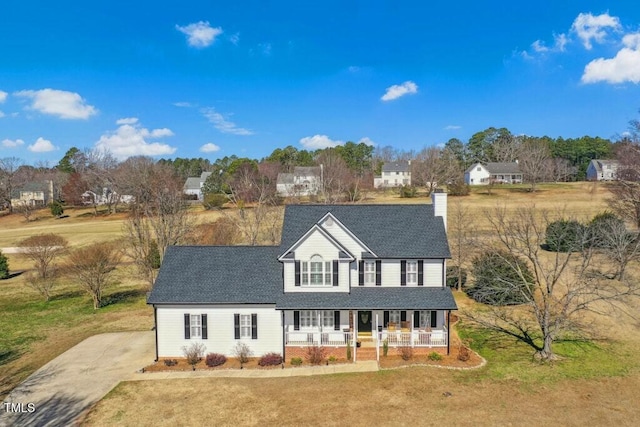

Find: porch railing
[284,328,447,348]
[285,331,353,347]
[378,327,448,347]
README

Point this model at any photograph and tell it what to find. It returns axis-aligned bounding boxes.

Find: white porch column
[352,310,357,362]
[375,314,380,362]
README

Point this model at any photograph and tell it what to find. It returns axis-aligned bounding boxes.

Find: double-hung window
[240,314,251,338]
[302,255,332,286]
[407,261,418,285]
[364,261,375,285]
[300,310,317,327]
[419,311,431,328]
[389,310,401,325]
[184,313,207,340]
[190,314,202,338]
[321,310,334,328]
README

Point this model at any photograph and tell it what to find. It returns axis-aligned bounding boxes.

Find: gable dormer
[279,223,354,293]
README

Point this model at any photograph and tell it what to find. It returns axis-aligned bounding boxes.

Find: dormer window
[301,255,332,286]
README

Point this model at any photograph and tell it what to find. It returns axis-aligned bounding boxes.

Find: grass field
[2,182,640,425]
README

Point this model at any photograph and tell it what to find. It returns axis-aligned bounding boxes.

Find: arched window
[301,255,332,286]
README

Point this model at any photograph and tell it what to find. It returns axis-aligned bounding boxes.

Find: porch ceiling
[275,287,457,310]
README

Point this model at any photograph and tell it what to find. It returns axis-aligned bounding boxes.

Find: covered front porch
[284,309,449,348]
[276,287,458,360]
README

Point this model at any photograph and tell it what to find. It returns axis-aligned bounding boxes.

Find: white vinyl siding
[378,259,443,287]
[156,305,282,358]
[283,228,351,293]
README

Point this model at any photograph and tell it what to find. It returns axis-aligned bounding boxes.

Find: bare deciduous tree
[18,234,68,280]
[465,205,640,361]
[519,137,551,192]
[0,157,24,212]
[592,219,640,280]
[66,241,122,309]
[448,200,477,291]
[609,181,640,230]
[317,149,352,203]
[24,272,57,301]
[412,147,463,195]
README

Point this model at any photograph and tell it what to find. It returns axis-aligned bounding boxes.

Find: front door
[357,311,372,333]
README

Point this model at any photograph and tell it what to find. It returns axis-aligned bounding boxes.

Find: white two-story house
[148,191,457,362]
[374,160,411,188]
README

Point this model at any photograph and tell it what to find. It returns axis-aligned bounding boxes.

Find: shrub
[258,352,283,366]
[203,193,228,210]
[305,345,327,365]
[182,342,206,370]
[290,357,303,366]
[49,200,64,217]
[346,341,352,361]
[328,355,337,363]
[468,250,534,306]
[163,359,178,367]
[382,339,389,357]
[545,219,586,252]
[0,250,9,279]
[232,342,253,368]
[446,266,468,289]
[447,181,470,196]
[205,353,227,367]
[399,185,417,198]
[398,345,413,361]
[457,344,471,362]
[588,212,626,248]
[428,351,443,361]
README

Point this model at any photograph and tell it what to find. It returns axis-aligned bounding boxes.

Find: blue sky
[1,1,640,164]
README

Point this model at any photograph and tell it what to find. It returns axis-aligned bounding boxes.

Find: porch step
[355,347,378,361]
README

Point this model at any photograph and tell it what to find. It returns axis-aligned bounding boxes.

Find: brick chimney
[431,189,447,230]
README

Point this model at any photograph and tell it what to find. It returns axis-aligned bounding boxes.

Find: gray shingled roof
[485,162,521,174]
[382,161,410,173]
[276,287,457,310]
[183,177,201,191]
[148,246,282,304]
[589,159,619,173]
[280,204,450,258]
[276,173,295,185]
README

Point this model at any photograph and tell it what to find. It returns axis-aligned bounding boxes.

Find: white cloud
[28,137,57,152]
[0,91,7,103]
[176,21,223,48]
[554,33,569,51]
[116,117,138,125]
[444,125,462,130]
[571,12,621,50]
[582,35,640,84]
[2,138,24,148]
[201,107,253,135]
[200,143,221,153]
[15,88,97,119]
[299,135,343,149]
[95,120,177,160]
[229,33,240,45]
[173,101,193,108]
[357,137,376,146]
[531,40,549,53]
[381,81,418,101]
[348,66,360,73]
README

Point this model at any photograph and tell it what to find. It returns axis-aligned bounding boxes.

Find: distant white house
[276,166,322,197]
[464,162,523,185]
[586,159,618,181]
[183,171,213,200]
[374,160,411,188]
[81,188,134,206]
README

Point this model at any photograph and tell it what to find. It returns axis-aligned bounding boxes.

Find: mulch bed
[378,345,484,370]
[144,356,351,372]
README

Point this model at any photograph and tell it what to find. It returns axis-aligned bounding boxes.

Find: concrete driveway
[0,331,154,427]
